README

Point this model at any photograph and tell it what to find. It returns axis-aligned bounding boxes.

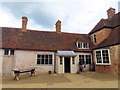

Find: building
[0,7,119,75]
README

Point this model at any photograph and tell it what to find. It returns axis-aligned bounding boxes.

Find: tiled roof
[1,27,94,52]
[89,12,120,34]
[93,26,120,49]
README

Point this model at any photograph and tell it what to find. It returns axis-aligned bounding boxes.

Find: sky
[0,0,120,34]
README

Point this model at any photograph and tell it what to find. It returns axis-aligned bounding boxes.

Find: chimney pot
[107,7,115,19]
[22,16,28,32]
[55,20,61,33]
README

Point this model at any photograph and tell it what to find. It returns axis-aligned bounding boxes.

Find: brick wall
[93,45,119,74]
[90,28,111,45]
[109,45,119,73]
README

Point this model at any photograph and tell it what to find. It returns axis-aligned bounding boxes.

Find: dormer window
[77,42,82,48]
[76,42,89,49]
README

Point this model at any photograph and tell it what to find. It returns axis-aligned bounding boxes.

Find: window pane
[72,57,75,64]
[49,55,52,64]
[86,55,91,64]
[102,50,109,63]
[41,55,44,64]
[37,59,40,64]
[37,55,42,59]
[44,55,48,64]
[60,57,62,65]
[78,42,82,48]
[96,51,102,63]
[79,55,84,65]
[4,49,9,55]
[49,59,52,64]
[10,50,14,55]
[49,55,52,59]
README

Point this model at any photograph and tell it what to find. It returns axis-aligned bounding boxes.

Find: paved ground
[1,72,118,88]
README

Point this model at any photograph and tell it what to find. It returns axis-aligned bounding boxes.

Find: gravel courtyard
[1,72,118,88]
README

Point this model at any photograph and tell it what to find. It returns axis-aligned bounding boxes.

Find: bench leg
[14,72,20,80]
[31,69,35,76]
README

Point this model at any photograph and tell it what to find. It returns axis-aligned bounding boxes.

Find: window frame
[37,54,53,65]
[72,57,75,65]
[76,42,89,49]
[95,49,111,65]
[60,57,63,65]
[4,49,15,56]
[93,34,97,44]
[79,54,92,65]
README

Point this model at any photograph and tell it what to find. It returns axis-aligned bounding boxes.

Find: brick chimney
[22,16,28,32]
[107,7,115,19]
[55,20,61,33]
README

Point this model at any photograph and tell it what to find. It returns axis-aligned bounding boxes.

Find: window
[60,57,62,65]
[4,49,14,55]
[4,49,9,55]
[85,55,91,64]
[93,34,96,44]
[83,42,89,48]
[77,42,89,49]
[72,57,75,65]
[102,50,109,63]
[79,55,92,65]
[95,49,110,65]
[79,55,84,65]
[49,55,52,64]
[77,42,82,48]
[96,51,102,63]
[37,54,53,65]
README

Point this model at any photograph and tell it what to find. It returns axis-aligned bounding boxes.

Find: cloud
[1,0,119,34]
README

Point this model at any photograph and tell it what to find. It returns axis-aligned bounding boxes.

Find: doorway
[64,57,70,73]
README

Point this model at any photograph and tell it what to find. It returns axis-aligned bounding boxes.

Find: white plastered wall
[0,49,3,76]
[15,50,55,74]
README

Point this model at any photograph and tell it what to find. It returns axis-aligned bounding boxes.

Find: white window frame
[76,42,89,49]
[59,56,63,65]
[95,49,111,65]
[4,49,14,56]
[79,54,92,65]
[37,54,53,65]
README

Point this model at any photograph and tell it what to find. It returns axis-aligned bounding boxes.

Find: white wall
[70,57,77,73]
[0,49,3,76]
[56,56,64,74]
[15,50,55,74]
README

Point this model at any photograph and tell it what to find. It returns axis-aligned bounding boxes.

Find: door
[64,57,70,73]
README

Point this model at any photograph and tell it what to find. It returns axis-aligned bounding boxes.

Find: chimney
[107,7,115,19]
[22,16,28,32]
[55,20,61,33]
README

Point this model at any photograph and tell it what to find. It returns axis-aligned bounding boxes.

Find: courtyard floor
[1,72,118,88]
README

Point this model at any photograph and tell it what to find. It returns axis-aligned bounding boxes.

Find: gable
[93,26,120,49]
[89,12,120,35]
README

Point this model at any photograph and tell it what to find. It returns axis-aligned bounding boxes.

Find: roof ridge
[1,27,88,35]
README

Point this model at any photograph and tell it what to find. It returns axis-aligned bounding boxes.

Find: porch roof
[56,51,76,56]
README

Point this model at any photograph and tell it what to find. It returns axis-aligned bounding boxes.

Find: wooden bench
[12,67,36,80]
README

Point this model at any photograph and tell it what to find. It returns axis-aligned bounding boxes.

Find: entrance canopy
[56,51,76,57]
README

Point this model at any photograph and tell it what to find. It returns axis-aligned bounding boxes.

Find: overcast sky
[0,0,119,34]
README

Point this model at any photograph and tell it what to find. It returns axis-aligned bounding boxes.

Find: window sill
[36,64,53,66]
[96,63,111,65]
[78,48,89,49]
[4,55,14,57]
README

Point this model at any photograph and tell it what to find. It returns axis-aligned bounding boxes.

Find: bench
[12,67,36,80]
